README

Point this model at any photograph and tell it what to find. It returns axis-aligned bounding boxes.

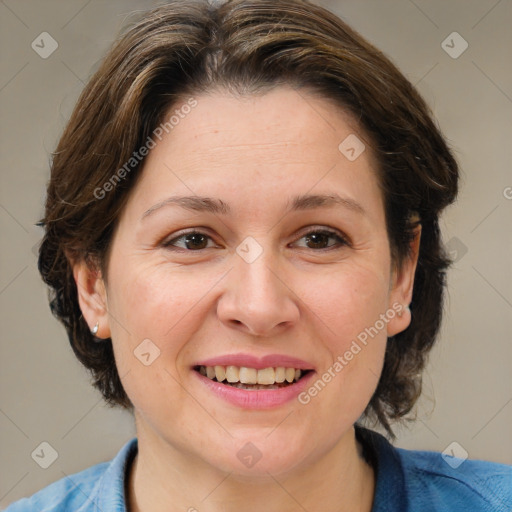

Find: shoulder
[397,447,512,512]
[4,462,108,512]
[355,426,512,512]
[4,438,137,512]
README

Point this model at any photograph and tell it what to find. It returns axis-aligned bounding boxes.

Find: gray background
[1,0,511,507]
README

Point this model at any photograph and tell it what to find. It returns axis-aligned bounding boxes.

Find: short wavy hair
[38,0,458,437]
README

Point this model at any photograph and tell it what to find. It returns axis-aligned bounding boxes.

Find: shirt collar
[355,425,408,512]
[79,437,138,512]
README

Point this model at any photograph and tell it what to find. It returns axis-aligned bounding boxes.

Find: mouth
[193,365,313,390]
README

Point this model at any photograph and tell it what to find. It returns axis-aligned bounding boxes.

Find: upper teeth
[199,365,302,385]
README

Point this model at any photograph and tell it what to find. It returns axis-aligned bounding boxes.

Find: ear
[386,224,421,337]
[68,253,111,339]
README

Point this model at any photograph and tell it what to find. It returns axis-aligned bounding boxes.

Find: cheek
[304,262,391,350]
[297,262,390,417]
[105,262,214,419]
[104,260,204,379]
[105,258,236,391]
[108,259,208,337]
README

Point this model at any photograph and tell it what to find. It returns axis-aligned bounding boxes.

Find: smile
[194,365,311,390]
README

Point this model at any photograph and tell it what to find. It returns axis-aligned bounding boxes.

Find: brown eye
[163,231,214,251]
[162,228,349,252]
[294,229,349,250]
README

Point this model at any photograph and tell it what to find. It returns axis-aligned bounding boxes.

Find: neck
[127,424,375,512]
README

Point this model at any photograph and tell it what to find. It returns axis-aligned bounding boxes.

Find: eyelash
[161,227,350,252]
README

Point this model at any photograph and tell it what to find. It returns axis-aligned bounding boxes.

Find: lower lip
[193,370,316,409]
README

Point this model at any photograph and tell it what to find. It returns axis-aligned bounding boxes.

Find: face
[75,86,418,476]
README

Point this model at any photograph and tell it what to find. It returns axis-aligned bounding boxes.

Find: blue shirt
[5,427,512,511]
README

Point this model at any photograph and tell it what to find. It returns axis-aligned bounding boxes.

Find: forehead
[123,86,384,220]
[172,86,364,154]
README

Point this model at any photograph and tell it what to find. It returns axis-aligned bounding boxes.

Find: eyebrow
[141,192,366,220]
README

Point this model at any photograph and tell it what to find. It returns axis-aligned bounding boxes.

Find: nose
[217,251,300,337]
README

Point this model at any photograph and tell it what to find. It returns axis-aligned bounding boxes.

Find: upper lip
[194,353,315,371]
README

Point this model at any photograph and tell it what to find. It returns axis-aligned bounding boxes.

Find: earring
[398,305,410,317]
[91,322,99,335]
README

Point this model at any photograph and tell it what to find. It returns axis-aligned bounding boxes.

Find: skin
[72,86,420,512]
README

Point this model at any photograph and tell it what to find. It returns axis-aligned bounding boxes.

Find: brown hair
[38,0,458,437]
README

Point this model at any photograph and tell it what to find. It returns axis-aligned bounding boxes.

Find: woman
[6,0,511,511]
